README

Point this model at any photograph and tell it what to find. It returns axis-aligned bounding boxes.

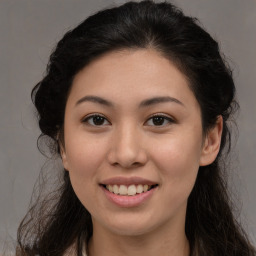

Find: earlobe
[57,130,69,171]
[59,142,69,171]
[199,116,223,166]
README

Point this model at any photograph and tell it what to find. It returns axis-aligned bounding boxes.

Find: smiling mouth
[101,184,158,196]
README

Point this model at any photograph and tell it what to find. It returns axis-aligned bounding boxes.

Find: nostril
[132,162,142,167]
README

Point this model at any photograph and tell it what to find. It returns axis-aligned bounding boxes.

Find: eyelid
[81,112,175,127]
[82,113,111,126]
[145,113,176,126]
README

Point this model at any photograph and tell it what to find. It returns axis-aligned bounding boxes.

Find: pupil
[93,116,104,125]
[153,116,164,125]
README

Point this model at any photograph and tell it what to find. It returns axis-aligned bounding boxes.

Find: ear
[57,135,70,171]
[60,148,70,171]
[199,116,223,166]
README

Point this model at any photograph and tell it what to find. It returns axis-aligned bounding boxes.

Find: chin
[109,224,152,237]
[99,215,161,237]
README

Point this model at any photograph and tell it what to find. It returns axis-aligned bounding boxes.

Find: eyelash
[147,114,175,126]
[82,113,175,127]
[82,114,111,126]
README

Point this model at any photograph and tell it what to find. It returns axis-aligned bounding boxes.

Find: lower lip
[101,185,157,208]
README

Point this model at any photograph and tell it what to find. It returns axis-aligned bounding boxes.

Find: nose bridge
[108,121,147,168]
[119,122,138,152]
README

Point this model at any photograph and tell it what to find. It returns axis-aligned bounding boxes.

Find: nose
[107,124,148,169]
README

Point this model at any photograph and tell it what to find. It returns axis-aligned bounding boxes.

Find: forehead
[68,49,198,109]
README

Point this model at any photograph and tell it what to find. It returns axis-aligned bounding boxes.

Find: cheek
[65,136,109,209]
[150,134,201,192]
[65,134,108,181]
[149,139,200,219]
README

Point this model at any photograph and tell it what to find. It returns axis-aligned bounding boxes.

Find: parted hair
[17,1,256,256]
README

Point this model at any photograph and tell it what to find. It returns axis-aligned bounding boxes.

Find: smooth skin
[60,49,223,256]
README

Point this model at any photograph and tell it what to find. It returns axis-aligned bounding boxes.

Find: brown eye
[146,115,174,126]
[152,116,165,126]
[83,114,110,126]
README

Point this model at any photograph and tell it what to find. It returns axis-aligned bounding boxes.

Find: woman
[17,1,256,255]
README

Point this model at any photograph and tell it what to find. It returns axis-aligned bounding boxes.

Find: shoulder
[63,244,77,256]
[63,242,87,256]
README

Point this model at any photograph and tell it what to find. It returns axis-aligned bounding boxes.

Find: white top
[82,243,87,256]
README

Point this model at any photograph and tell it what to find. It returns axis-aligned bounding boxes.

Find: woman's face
[61,49,219,237]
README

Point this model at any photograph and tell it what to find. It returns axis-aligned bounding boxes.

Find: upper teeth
[106,184,151,196]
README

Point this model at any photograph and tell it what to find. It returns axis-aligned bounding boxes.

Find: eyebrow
[76,95,184,108]
[76,95,114,107]
[139,96,184,108]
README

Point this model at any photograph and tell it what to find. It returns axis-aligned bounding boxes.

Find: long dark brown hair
[17,1,256,255]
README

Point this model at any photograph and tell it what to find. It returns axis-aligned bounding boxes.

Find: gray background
[0,0,255,253]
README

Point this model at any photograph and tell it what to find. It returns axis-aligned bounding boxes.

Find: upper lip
[100,176,158,186]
